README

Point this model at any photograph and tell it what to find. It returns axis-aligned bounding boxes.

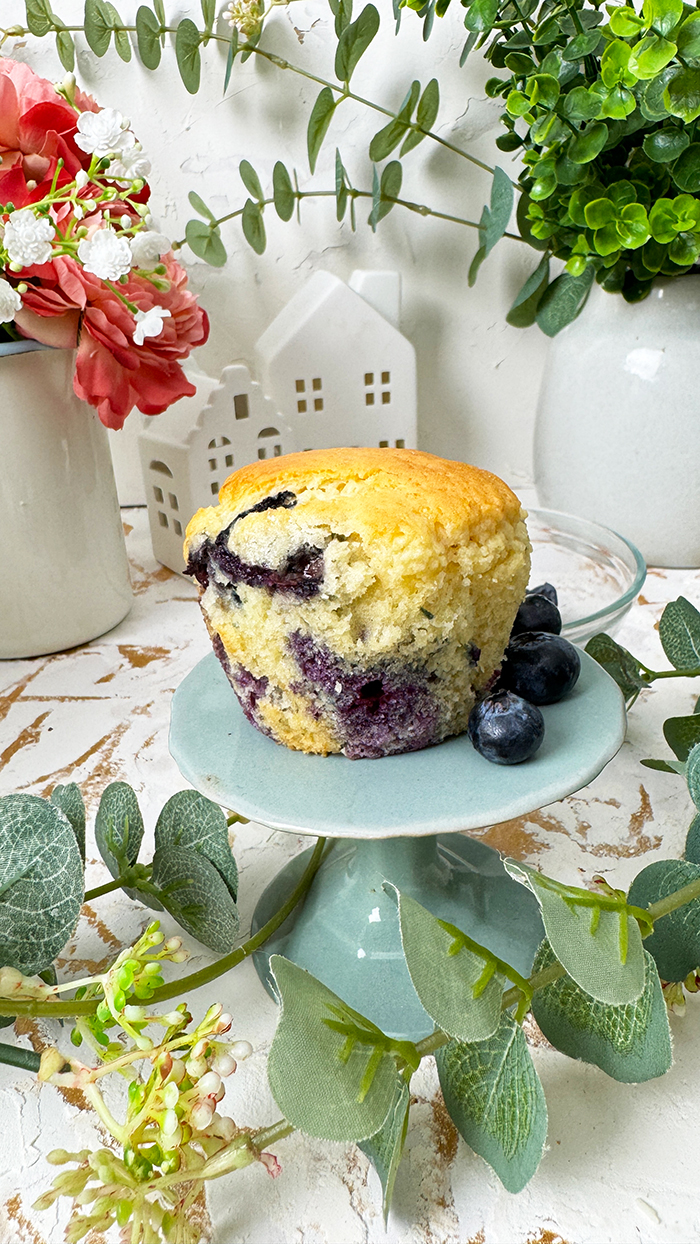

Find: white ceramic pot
[0,342,133,658]
[534,277,700,568]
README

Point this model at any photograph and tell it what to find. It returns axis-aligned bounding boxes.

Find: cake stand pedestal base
[251,833,544,1041]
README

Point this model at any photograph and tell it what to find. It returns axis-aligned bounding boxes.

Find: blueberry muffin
[184,448,530,759]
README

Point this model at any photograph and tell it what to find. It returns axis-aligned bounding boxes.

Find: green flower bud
[116,1200,133,1228]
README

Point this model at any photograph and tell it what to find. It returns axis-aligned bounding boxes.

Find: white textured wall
[2,0,550,487]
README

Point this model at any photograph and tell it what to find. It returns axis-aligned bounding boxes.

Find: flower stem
[647,876,700,920]
[0,1042,41,1074]
[84,878,123,902]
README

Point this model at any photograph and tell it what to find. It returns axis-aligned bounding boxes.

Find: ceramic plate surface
[527,508,646,644]
[169,650,625,838]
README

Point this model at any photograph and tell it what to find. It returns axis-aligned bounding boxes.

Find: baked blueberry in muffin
[184,447,530,759]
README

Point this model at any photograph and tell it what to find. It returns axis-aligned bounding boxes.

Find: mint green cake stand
[170,650,625,1040]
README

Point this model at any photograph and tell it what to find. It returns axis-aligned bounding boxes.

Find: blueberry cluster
[467,583,581,766]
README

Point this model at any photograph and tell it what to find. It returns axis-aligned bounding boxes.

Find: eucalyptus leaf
[136,5,161,69]
[154,790,238,902]
[268,957,402,1142]
[150,846,239,952]
[175,17,201,94]
[369,160,402,229]
[84,0,112,55]
[658,597,700,669]
[50,783,85,863]
[358,1080,411,1224]
[239,159,264,202]
[185,219,227,266]
[106,3,131,62]
[335,4,380,83]
[506,254,550,327]
[188,191,216,223]
[26,0,54,37]
[505,860,645,1004]
[55,25,75,71]
[241,199,266,254]
[468,241,486,287]
[531,939,672,1082]
[628,859,700,980]
[535,264,595,336]
[584,632,646,704]
[663,714,700,761]
[435,1014,547,1193]
[307,86,336,174]
[336,148,348,221]
[272,162,295,221]
[483,166,514,255]
[688,742,700,809]
[684,812,700,862]
[0,795,83,977]
[464,0,498,34]
[640,757,686,773]
[400,78,439,155]
[397,890,504,1042]
[95,782,145,903]
[224,27,238,92]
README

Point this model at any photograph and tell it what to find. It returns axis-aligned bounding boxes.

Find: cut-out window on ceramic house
[257,426,282,459]
[234,394,249,421]
[150,459,173,477]
[294,377,324,414]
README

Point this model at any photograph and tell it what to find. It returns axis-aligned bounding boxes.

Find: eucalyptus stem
[647,876,700,921]
[251,1120,296,1149]
[0,1043,41,1073]
[0,836,328,1021]
[642,666,700,682]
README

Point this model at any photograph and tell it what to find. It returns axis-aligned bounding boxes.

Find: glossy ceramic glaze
[0,343,133,658]
[169,649,626,838]
[535,278,700,567]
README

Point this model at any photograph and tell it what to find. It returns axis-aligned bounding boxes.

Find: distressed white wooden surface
[1,509,700,1244]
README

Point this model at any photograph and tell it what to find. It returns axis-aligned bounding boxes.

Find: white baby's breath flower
[108,142,152,185]
[133,304,171,346]
[129,230,170,267]
[74,107,135,158]
[3,209,55,267]
[73,203,85,221]
[74,169,89,190]
[77,226,132,280]
[0,278,22,323]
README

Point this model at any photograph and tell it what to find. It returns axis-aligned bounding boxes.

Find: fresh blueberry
[468,689,545,765]
[500,631,580,705]
[528,582,558,605]
[511,593,562,637]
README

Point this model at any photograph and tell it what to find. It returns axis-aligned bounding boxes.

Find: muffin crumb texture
[184,448,530,759]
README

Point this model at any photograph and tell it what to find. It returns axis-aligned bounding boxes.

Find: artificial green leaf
[483,165,514,255]
[239,159,264,202]
[585,197,617,228]
[368,160,402,229]
[630,34,676,80]
[672,143,700,190]
[26,0,54,37]
[628,859,700,980]
[272,162,294,221]
[136,5,161,69]
[106,4,131,61]
[561,86,603,121]
[506,254,550,327]
[397,891,504,1042]
[358,1081,410,1224]
[84,0,112,55]
[50,783,85,863]
[201,0,215,27]
[55,25,75,71]
[307,86,336,174]
[568,121,609,163]
[643,127,689,163]
[659,596,700,669]
[150,846,239,952]
[154,790,238,902]
[468,241,487,287]
[640,757,686,772]
[531,939,672,1082]
[224,27,238,92]
[241,198,266,254]
[665,67,700,122]
[601,39,636,89]
[335,4,380,83]
[527,73,560,108]
[584,632,646,704]
[268,957,402,1142]
[401,78,439,155]
[188,190,216,223]
[563,30,601,59]
[370,116,410,162]
[535,264,595,336]
[95,782,145,902]
[663,714,700,762]
[684,811,700,862]
[435,1014,547,1193]
[617,203,651,248]
[533,14,561,43]
[676,11,700,58]
[335,148,348,221]
[686,741,700,809]
[598,83,637,119]
[671,229,700,263]
[185,219,227,266]
[464,0,498,32]
[506,89,534,119]
[642,65,678,119]
[0,795,83,977]
[504,51,536,74]
[505,860,646,1004]
[608,6,645,36]
[497,131,524,152]
[643,0,683,37]
[175,17,201,93]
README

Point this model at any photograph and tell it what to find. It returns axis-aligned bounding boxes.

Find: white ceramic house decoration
[255,269,417,452]
[138,364,293,573]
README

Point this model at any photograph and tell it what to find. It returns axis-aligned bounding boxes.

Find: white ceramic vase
[534,277,700,568]
[0,342,133,659]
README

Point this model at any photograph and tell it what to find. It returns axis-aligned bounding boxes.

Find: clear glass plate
[526,508,646,645]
